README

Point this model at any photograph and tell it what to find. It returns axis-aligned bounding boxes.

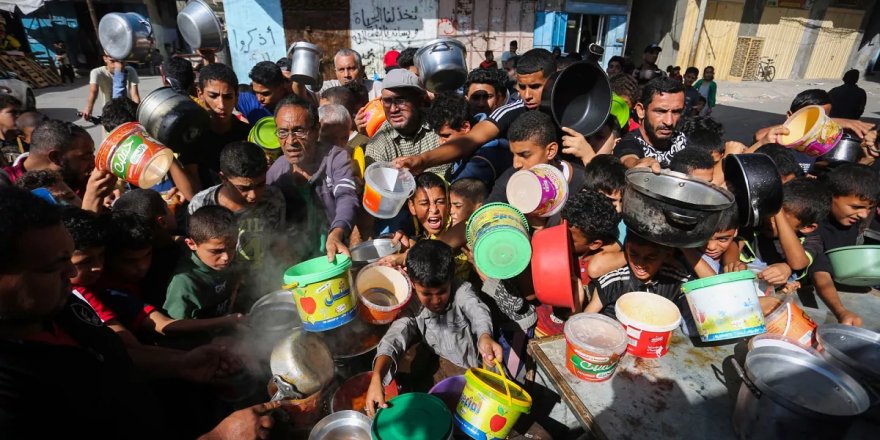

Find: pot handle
[430,42,452,53]
[663,209,699,227]
[731,357,762,398]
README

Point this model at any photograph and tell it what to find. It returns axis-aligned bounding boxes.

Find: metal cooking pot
[622,168,734,247]
[270,329,335,396]
[732,346,871,440]
[723,153,783,228]
[540,61,612,136]
[177,0,225,51]
[816,324,880,384]
[288,42,323,87]
[137,87,210,151]
[309,410,372,440]
[821,132,862,164]
[98,12,153,62]
[320,316,388,378]
[416,38,468,93]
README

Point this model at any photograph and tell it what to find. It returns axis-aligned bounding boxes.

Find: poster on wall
[222,0,287,82]
[350,0,439,79]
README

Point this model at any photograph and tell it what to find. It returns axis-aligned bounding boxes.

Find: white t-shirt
[89,66,139,104]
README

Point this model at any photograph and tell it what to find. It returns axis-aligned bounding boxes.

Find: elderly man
[320,48,382,99]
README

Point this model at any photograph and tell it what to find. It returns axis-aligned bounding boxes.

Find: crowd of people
[0,37,878,439]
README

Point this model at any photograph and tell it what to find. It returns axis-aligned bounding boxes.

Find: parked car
[0,70,35,110]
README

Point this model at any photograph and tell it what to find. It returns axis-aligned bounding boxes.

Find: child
[365,240,502,416]
[731,178,828,289]
[165,205,239,320]
[668,147,715,183]
[809,164,880,326]
[561,190,621,283]
[0,94,22,166]
[681,117,725,185]
[701,205,743,274]
[449,178,487,226]
[694,96,708,117]
[693,66,716,116]
[15,111,46,149]
[408,172,449,238]
[581,156,629,278]
[682,67,701,117]
[15,169,81,206]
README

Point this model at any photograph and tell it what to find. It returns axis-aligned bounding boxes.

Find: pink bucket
[506,164,568,217]
[780,105,843,157]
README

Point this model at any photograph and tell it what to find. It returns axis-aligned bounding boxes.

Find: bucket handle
[483,359,513,407]
[731,357,762,398]
[782,302,792,336]
[282,281,299,290]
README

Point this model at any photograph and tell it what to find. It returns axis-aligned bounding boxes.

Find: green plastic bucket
[249,116,281,161]
[282,254,355,332]
[372,393,453,440]
[466,203,531,279]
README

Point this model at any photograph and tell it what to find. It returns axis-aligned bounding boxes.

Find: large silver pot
[309,410,371,440]
[416,38,468,93]
[177,0,225,51]
[732,346,871,440]
[288,42,323,87]
[137,87,210,150]
[98,12,153,62]
[270,329,335,396]
[622,168,734,247]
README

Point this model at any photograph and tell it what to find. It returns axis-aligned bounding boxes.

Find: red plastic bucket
[96,122,173,188]
[615,292,681,358]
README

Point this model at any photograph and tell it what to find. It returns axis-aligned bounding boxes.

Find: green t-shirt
[164,251,237,319]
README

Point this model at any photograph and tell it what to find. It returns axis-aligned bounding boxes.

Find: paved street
[33,73,880,147]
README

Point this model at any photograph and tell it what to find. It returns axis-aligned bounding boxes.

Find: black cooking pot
[540,61,612,136]
[821,132,862,164]
[137,87,210,152]
[723,153,783,228]
[622,169,735,247]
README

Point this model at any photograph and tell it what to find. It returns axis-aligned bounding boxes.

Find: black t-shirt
[810,215,862,275]
[0,296,164,439]
[486,100,527,139]
[179,118,250,188]
[487,160,586,228]
[589,265,693,322]
[613,129,687,168]
[738,228,824,279]
[828,84,867,120]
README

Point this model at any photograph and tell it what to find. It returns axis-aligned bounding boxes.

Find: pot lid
[681,270,755,293]
[626,168,734,211]
[372,393,453,440]
[745,346,869,417]
[816,324,880,381]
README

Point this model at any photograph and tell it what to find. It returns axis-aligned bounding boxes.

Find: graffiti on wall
[223,0,287,81]
[350,0,438,77]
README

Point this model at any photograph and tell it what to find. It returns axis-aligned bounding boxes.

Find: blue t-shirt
[236,91,272,124]
[617,220,627,245]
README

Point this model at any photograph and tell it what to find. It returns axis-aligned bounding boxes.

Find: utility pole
[86,0,100,44]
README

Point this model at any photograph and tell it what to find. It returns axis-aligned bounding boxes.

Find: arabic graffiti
[222,0,287,82]
[350,0,438,77]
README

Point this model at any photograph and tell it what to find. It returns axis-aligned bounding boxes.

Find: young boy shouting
[409,172,450,238]
[365,240,502,416]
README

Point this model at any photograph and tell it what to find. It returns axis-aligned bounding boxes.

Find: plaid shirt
[365,120,448,176]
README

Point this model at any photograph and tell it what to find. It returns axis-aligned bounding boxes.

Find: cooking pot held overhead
[177,0,226,51]
[416,38,468,93]
[540,61,612,137]
[99,12,153,62]
[723,153,783,228]
[137,87,210,152]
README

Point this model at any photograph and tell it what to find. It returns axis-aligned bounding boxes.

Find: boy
[682,67,701,117]
[668,147,715,183]
[365,240,502,416]
[693,66,716,116]
[0,94,21,167]
[681,117,725,185]
[165,206,239,320]
[809,164,880,326]
[702,205,743,275]
[562,190,621,282]
[449,178,487,226]
[409,172,450,238]
[732,178,828,289]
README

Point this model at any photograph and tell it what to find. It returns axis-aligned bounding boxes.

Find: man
[393,48,556,174]
[614,77,687,169]
[236,61,289,123]
[829,69,867,120]
[397,47,418,76]
[0,187,281,439]
[464,68,508,117]
[501,40,518,63]
[682,67,701,117]
[3,120,95,193]
[81,54,140,121]
[607,55,625,77]
[320,48,383,99]
[634,44,663,84]
[366,69,445,175]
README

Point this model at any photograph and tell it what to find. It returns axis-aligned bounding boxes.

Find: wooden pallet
[0,53,61,88]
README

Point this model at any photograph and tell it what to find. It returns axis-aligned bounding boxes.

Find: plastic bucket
[780,105,843,157]
[615,292,682,358]
[760,295,817,347]
[362,162,416,219]
[455,362,532,440]
[354,263,411,324]
[330,372,398,413]
[282,254,356,332]
[248,116,282,162]
[681,270,766,342]
[564,313,628,382]
[429,375,466,412]
[465,203,531,280]
[506,164,568,217]
[363,98,387,137]
[373,393,454,440]
[96,122,173,189]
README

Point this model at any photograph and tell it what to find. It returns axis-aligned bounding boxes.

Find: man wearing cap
[365,69,445,175]
[634,44,664,84]
[319,48,383,100]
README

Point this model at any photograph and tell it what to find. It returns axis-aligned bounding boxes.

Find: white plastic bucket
[362,162,416,219]
[681,270,766,342]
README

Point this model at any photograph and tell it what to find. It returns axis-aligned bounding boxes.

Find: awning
[0,1,47,15]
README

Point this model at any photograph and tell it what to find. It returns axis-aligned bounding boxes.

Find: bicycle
[756,58,776,82]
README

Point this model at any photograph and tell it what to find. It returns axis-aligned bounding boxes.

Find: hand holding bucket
[779,105,843,157]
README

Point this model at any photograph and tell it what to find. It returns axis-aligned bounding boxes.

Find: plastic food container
[455,363,532,440]
[760,295,817,347]
[825,245,880,287]
[681,270,766,342]
[372,393,453,440]
[506,164,568,217]
[362,162,416,219]
[96,122,173,188]
[354,263,411,325]
[779,105,843,157]
[282,254,356,332]
[466,203,531,279]
[563,313,628,382]
[615,292,682,358]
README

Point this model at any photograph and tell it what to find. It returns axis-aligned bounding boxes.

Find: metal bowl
[350,239,400,265]
[309,410,371,440]
[249,290,302,334]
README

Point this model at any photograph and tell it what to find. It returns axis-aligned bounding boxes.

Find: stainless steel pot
[98,12,153,62]
[177,0,225,51]
[732,346,870,440]
[137,87,210,150]
[622,168,734,247]
[816,324,880,384]
[350,238,400,273]
[723,153,783,228]
[320,316,388,379]
[270,329,335,396]
[821,132,862,164]
[309,410,371,440]
[288,42,323,87]
[416,38,468,92]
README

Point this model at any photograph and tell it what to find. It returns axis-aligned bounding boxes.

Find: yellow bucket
[454,361,532,440]
[282,254,356,332]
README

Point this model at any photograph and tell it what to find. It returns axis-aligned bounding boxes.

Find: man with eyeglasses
[266,95,359,261]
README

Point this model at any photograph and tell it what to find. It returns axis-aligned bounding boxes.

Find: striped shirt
[486,99,527,138]
[589,266,693,321]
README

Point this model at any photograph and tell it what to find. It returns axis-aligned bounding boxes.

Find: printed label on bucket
[293,275,356,332]
[455,383,517,440]
[363,184,382,214]
[566,344,620,382]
